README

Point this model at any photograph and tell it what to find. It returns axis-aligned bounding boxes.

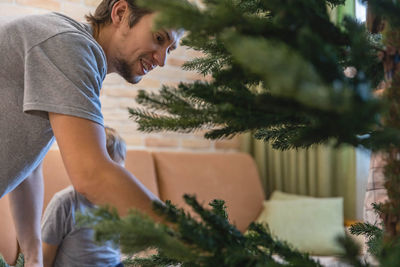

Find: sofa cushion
[42,149,159,210]
[124,150,159,197]
[152,152,265,232]
[42,150,71,210]
[255,197,345,256]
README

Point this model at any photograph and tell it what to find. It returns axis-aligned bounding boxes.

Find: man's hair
[85,0,152,29]
[105,126,127,163]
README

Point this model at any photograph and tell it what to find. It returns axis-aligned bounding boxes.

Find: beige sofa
[0,150,265,265]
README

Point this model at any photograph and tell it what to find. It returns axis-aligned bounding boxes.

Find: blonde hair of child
[105,126,126,163]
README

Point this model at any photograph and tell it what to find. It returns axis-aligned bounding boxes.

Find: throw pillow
[269,190,314,200]
[255,197,345,256]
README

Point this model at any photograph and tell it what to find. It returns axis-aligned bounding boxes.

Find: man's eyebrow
[162,30,171,41]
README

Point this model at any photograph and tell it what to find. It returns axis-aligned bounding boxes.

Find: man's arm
[48,113,161,219]
[42,242,58,267]
[9,163,44,267]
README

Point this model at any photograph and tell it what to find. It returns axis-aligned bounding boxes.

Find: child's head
[105,126,127,166]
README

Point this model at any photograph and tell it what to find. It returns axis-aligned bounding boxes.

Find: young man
[0,0,182,266]
[42,127,126,267]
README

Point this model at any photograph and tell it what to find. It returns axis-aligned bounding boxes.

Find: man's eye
[156,35,164,43]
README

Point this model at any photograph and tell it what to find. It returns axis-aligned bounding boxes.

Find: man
[42,127,127,267]
[0,0,182,266]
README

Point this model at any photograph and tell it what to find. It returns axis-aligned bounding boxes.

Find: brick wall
[0,0,241,152]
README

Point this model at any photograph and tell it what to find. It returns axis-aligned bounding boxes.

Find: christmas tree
[130,0,388,150]
[84,0,400,266]
[80,195,327,266]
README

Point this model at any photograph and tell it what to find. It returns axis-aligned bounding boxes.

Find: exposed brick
[103,73,126,86]
[185,49,205,58]
[167,57,186,67]
[16,0,60,10]
[184,71,206,81]
[101,96,137,109]
[61,2,93,22]
[158,80,181,88]
[147,132,193,140]
[104,121,139,134]
[182,139,212,149]
[102,109,132,121]
[0,4,47,15]
[84,0,100,7]
[134,77,162,89]
[170,45,188,57]
[146,66,187,82]
[102,87,139,98]
[145,137,179,148]
[119,134,143,146]
[193,129,212,138]
[103,74,162,90]
[215,136,242,150]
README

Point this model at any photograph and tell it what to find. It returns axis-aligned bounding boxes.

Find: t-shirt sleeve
[41,192,72,245]
[23,32,106,125]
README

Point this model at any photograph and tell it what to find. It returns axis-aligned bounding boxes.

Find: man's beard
[113,58,142,84]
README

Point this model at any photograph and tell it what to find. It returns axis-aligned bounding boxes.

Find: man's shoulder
[35,12,94,40]
[2,13,96,51]
[11,12,88,33]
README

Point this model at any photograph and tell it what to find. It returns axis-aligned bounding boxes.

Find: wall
[0,0,241,152]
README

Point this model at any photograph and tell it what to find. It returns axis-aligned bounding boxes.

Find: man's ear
[110,0,129,26]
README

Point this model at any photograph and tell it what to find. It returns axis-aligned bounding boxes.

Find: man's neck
[93,24,115,74]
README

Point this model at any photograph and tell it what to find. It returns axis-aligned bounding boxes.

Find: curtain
[241,134,356,220]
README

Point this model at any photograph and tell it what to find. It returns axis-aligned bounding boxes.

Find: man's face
[110,13,180,84]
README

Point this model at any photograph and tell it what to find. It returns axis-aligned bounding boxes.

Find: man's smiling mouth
[140,58,155,74]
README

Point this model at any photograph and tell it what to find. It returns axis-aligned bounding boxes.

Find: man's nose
[154,47,168,67]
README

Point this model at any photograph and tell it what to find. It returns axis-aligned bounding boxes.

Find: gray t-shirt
[42,186,121,267]
[0,13,106,197]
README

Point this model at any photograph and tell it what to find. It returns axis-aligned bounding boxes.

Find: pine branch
[376,239,400,267]
[131,76,390,150]
[128,0,387,151]
[80,195,326,266]
[246,223,322,266]
[341,18,384,88]
[350,222,383,257]
[127,254,183,267]
[77,206,199,264]
[0,254,24,267]
[222,31,344,110]
[336,235,369,267]
[182,56,229,76]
